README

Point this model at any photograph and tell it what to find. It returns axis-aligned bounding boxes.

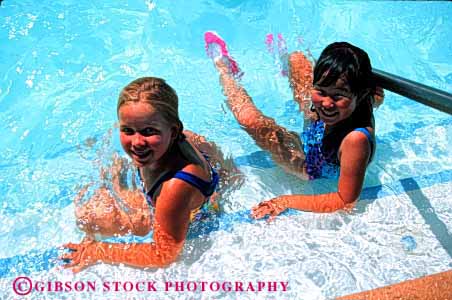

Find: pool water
[0,0,451,299]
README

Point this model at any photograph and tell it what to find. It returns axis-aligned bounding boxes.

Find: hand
[74,187,123,236]
[373,86,385,107]
[61,237,103,273]
[111,153,128,177]
[251,198,288,222]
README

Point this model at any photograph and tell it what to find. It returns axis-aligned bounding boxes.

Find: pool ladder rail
[373,68,452,115]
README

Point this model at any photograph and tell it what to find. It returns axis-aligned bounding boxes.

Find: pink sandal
[265,33,289,77]
[204,31,243,79]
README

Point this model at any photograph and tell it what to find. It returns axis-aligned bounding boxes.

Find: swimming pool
[1,0,451,299]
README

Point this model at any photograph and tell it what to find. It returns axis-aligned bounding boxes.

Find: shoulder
[177,139,211,181]
[343,129,373,147]
[339,129,373,162]
[154,175,197,213]
[156,163,209,210]
[181,162,211,182]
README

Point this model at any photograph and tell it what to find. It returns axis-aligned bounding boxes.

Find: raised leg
[288,51,318,124]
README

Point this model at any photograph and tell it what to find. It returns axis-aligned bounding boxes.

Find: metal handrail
[373,68,452,115]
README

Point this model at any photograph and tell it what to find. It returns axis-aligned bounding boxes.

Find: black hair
[313,42,375,102]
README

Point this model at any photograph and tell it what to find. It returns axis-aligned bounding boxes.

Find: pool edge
[336,269,452,300]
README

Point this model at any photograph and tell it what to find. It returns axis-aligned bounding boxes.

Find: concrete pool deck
[337,269,452,300]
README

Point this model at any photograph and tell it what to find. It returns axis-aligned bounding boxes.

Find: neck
[141,143,179,180]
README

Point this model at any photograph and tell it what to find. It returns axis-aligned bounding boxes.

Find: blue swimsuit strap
[137,170,172,206]
[173,169,219,197]
[138,163,219,207]
[353,127,375,162]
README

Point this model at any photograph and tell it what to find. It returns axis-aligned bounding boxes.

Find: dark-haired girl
[205,32,383,219]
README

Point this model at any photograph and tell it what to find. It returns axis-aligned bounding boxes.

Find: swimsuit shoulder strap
[353,127,375,162]
[353,127,373,142]
[140,170,177,207]
[138,166,219,206]
[173,168,219,197]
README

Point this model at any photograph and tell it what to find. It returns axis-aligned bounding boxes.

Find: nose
[132,133,146,147]
[321,96,335,109]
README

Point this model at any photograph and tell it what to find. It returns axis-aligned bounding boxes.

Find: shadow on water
[400,178,452,258]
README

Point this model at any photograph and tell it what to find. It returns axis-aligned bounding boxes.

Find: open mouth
[131,149,152,161]
[319,108,339,118]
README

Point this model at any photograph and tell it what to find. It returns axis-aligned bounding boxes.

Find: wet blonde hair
[117,77,184,141]
[117,77,203,165]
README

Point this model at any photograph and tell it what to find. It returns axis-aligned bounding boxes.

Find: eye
[332,95,344,101]
[140,127,158,137]
[120,127,134,135]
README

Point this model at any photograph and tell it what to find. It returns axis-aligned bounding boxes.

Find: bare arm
[75,155,152,237]
[64,175,199,272]
[252,131,371,218]
[75,187,151,237]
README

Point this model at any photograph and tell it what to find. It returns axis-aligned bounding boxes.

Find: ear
[170,126,179,140]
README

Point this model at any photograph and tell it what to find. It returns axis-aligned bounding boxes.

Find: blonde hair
[117,77,203,166]
[117,77,184,141]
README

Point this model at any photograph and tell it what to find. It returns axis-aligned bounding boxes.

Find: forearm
[91,230,184,268]
[75,188,151,237]
[278,192,355,213]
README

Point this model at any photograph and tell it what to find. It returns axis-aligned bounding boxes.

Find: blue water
[1,1,451,299]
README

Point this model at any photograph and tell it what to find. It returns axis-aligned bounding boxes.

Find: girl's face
[118,101,176,168]
[311,76,357,125]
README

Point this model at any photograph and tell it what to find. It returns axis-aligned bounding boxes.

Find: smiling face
[118,101,176,168]
[311,75,357,126]
[310,42,376,126]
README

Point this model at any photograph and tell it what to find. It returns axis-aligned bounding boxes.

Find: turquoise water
[1,1,451,299]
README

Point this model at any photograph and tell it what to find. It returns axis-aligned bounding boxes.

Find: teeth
[133,150,151,157]
[321,109,337,117]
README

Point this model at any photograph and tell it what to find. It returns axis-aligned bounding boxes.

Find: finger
[251,208,269,220]
[250,209,260,219]
[62,243,80,250]
[81,236,94,243]
[74,185,90,206]
[258,200,272,207]
[266,215,275,223]
[267,212,280,223]
[62,259,79,268]
[251,212,262,219]
[252,202,270,212]
[250,205,262,215]
[250,206,260,214]
[59,253,76,261]
[61,258,72,264]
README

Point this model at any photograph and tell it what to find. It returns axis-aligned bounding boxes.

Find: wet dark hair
[313,42,375,103]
